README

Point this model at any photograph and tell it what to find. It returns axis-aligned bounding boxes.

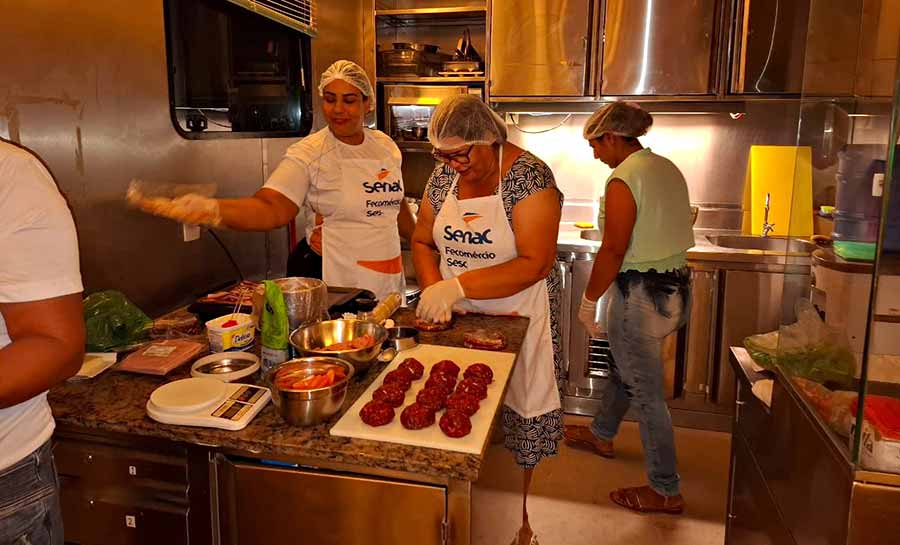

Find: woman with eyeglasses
[129,60,415,301]
[411,94,563,545]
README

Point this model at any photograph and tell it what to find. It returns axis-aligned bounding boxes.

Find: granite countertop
[49,309,530,482]
[558,228,815,266]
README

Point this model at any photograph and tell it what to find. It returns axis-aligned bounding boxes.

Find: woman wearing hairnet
[566,102,693,514]
[129,60,415,301]
[411,95,562,545]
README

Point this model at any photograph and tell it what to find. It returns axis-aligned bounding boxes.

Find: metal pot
[252,277,329,332]
[266,357,354,426]
[290,319,388,374]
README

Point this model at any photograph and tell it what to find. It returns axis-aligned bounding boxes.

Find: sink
[579,229,603,241]
[706,234,815,253]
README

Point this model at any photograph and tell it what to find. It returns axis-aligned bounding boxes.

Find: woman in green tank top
[566,102,693,515]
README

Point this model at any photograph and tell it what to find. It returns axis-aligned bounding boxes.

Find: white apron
[433,157,560,418]
[320,140,405,302]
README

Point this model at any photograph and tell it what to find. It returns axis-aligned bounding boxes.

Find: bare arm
[585,180,636,300]
[398,199,416,242]
[217,188,300,231]
[459,188,561,300]
[411,198,444,289]
[0,293,85,409]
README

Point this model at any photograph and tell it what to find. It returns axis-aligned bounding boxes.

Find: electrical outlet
[182,223,200,242]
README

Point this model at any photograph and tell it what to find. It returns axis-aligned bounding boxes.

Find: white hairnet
[428,95,507,149]
[318,60,374,101]
[583,102,653,140]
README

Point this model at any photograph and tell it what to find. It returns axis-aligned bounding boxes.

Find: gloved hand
[129,188,222,227]
[416,277,465,324]
[577,294,605,338]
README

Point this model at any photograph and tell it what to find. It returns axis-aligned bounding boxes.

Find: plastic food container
[206,313,255,352]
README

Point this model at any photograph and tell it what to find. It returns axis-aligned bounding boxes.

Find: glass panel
[770,0,900,473]
[389,105,435,141]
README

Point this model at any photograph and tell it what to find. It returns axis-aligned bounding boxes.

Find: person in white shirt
[129,60,415,301]
[0,139,85,545]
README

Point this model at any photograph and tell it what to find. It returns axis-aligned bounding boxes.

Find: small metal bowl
[290,319,388,374]
[191,352,260,383]
[266,357,354,426]
[384,327,419,352]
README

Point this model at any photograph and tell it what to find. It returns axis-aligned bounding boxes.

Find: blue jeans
[0,441,64,545]
[590,269,690,497]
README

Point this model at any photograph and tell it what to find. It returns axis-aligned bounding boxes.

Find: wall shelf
[377,76,485,84]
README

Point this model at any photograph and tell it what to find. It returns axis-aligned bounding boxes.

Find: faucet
[761,192,775,237]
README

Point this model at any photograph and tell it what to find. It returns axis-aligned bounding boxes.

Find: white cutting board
[330,344,516,454]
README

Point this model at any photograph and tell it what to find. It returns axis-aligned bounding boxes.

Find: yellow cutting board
[741,146,813,237]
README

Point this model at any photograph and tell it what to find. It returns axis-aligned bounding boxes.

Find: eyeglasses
[432,145,474,165]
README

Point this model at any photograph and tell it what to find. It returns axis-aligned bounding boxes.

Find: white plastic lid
[149,378,229,414]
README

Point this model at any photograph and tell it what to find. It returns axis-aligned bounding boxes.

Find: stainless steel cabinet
[490,0,595,96]
[601,0,719,95]
[55,436,193,545]
[730,0,810,94]
[216,457,447,545]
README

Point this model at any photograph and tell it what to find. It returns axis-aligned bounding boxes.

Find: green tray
[833,240,877,262]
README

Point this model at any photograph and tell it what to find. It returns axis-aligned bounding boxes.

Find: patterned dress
[425,151,565,469]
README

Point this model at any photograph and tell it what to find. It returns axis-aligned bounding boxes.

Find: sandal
[563,425,615,458]
[609,485,684,514]
[508,528,539,545]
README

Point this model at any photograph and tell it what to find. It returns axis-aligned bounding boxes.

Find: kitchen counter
[48,309,530,482]
[558,228,816,266]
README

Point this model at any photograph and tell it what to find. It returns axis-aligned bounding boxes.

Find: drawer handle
[735,400,746,406]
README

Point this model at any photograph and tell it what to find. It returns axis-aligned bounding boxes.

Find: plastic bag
[83,291,153,351]
[260,280,290,374]
[126,179,217,201]
[792,377,857,436]
[744,298,854,388]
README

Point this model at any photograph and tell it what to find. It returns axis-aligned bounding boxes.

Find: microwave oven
[381,85,484,149]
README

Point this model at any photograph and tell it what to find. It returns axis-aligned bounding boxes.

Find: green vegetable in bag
[83,290,152,351]
[260,280,290,373]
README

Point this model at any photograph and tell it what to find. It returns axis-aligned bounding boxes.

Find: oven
[380,85,482,150]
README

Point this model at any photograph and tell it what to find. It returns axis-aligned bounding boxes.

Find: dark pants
[286,238,322,279]
[0,441,64,545]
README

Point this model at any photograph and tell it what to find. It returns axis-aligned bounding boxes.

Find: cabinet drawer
[54,439,187,487]
[60,482,188,545]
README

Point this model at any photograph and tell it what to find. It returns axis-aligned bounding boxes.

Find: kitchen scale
[146,377,271,431]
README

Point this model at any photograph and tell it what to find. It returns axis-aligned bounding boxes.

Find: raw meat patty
[431,359,460,378]
[372,384,406,408]
[360,400,395,426]
[456,377,488,400]
[400,403,436,430]
[463,329,507,351]
[425,372,456,394]
[440,410,472,438]
[382,368,414,391]
[446,391,480,416]
[463,363,494,384]
[416,387,449,411]
[398,358,425,380]
[414,318,452,332]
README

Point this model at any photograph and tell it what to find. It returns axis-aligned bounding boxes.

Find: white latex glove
[416,277,465,324]
[128,185,222,227]
[578,294,605,338]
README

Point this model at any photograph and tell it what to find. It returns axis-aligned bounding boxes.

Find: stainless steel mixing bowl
[290,319,388,374]
[266,357,354,426]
